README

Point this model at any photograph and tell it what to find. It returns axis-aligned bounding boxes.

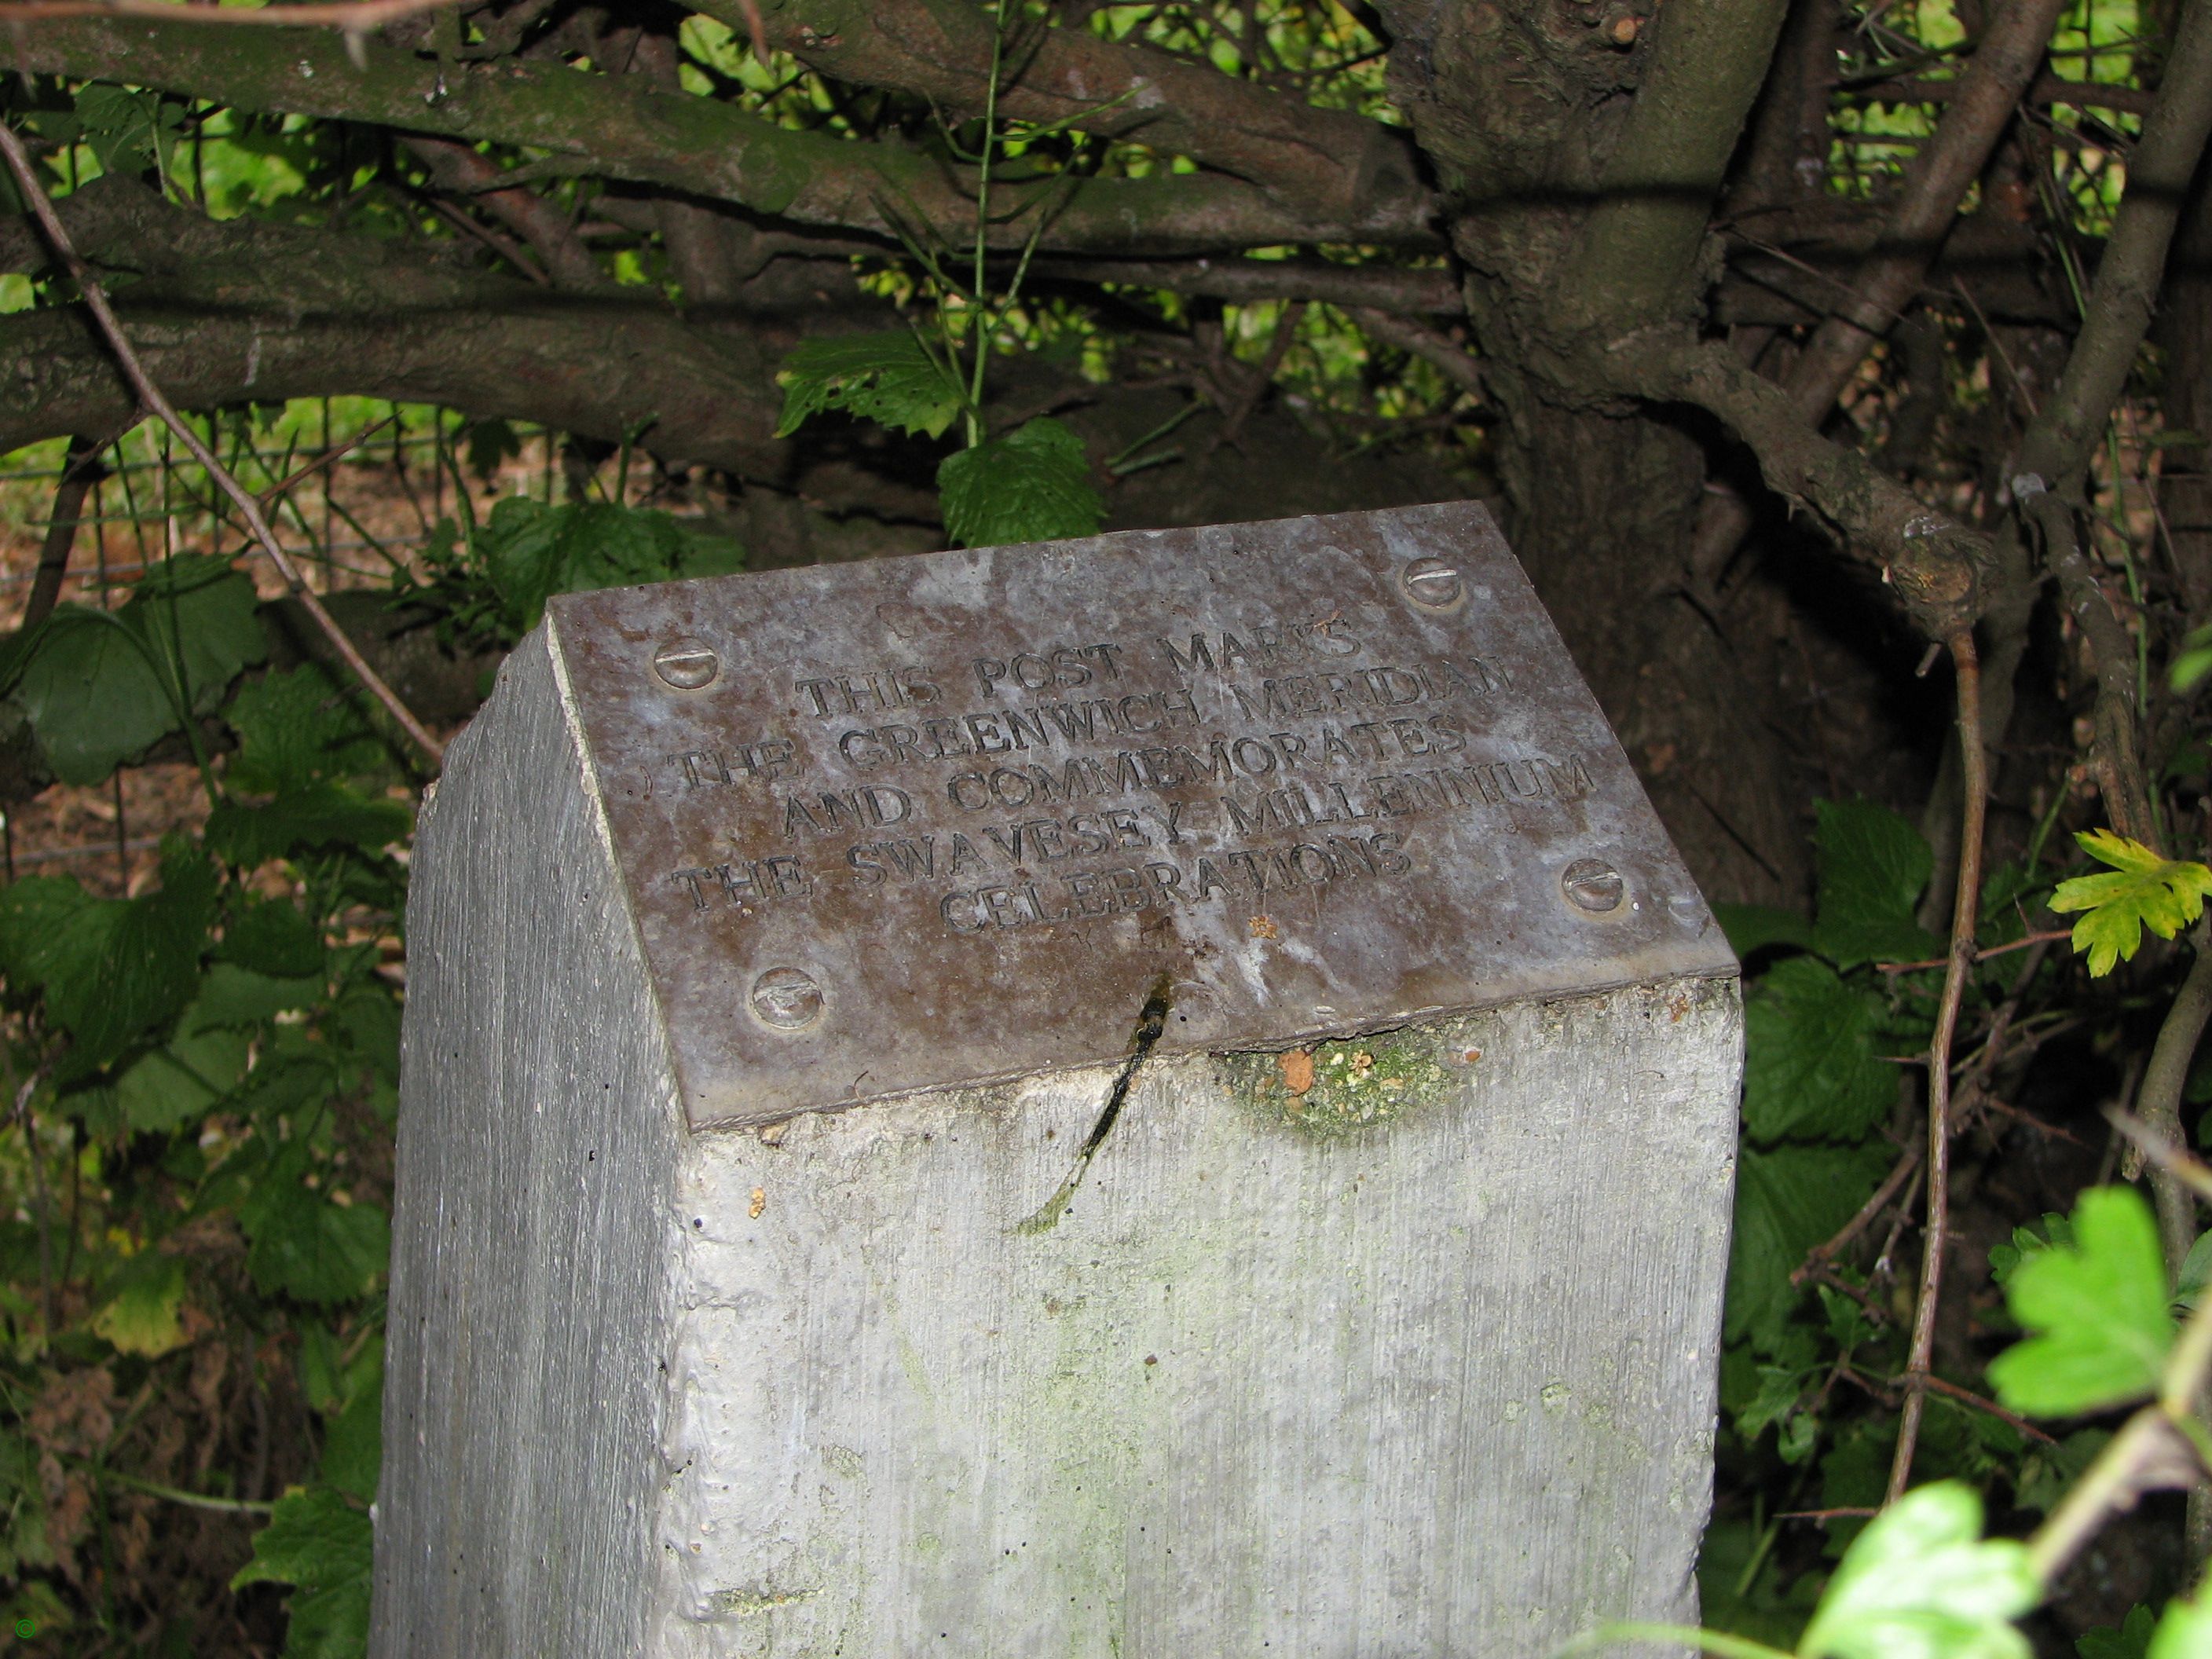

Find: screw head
[1562,859,1625,914]
[1401,557,1463,609]
[654,637,719,690]
[751,967,823,1031]
[1666,892,1710,933]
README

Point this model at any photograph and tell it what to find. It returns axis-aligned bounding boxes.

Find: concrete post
[373,502,1741,1657]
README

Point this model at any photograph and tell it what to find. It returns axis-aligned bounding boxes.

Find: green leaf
[100,1023,251,1133]
[461,498,744,639]
[185,963,323,1032]
[1990,1213,2075,1287]
[217,899,327,980]
[2049,830,2212,977]
[207,782,410,866]
[774,331,965,440]
[1987,1186,2174,1416]
[318,1366,381,1502]
[225,665,388,795]
[2016,1426,2108,1516]
[1797,1481,2036,1659]
[1712,903,1816,958]
[74,83,186,178]
[7,557,265,785]
[2177,1232,2212,1313]
[233,1485,372,1659]
[242,1150,389,1306]
[1812,800,1940,969]
[1726,1142,1895,1353]
[2078,1605,2159,1659]
[0,840,218,1068]
[2148,1594,2212,1659]
[90,1253,189,1357]
[1741,957,1898,1142]
[937,417,1105,548]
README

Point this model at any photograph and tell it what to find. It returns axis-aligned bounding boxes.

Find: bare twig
[11,1070,51,1334]
[1875,928,2072,973]
[2126,943,2212,1275]
[23,434,104,632]
[0,121,443,767]
[1794,1139,1925,1284]
[1348,308,1485,398]
[1890,632,1988,1503]
[255,415,394,510]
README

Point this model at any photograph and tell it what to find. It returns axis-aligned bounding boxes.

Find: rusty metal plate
[545,502,1737,1129]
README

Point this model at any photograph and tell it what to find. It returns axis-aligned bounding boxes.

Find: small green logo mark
[13,1618,34,1638]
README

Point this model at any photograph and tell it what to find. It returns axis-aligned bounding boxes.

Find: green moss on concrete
[1229,1029,1453,1139]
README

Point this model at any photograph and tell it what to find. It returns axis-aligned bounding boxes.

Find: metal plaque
[545,501,1737,1129]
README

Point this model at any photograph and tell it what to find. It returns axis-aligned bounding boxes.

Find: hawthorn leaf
[2078,1605,2159,1659]
[1741,956,1897,1142]
[1988,1185,2174,1416]
[937,417,1104,548]
[217,898,327,980]
[2148,1595,2212,1659]
[1799,1481,2037,1659]
[2050,830,2212,977]
[465,498,743,638]
[774,331,964,439]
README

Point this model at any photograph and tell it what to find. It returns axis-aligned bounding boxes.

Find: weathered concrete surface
[375,506,1744,1657]
[647,987,1739,1657]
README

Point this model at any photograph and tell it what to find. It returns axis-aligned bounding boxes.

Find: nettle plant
[1652,804,2212,1658]
[0,553,413,1643]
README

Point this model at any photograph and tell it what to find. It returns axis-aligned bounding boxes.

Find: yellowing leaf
[2049,830,2212,976]
[92,1255,189,1358]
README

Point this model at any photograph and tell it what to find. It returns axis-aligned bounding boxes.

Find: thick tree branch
[1621,336,1990,639]
[1028,255,1461,314]
[399,134,610,291]
[10,16,1434,255]
[703,0,1429,223]
[1689,0,2070,588]
[1556,0,1791,331]
[0,180,787,474]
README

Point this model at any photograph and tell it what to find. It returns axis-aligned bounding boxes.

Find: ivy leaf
[1726,1142,1895,1353]
[1741,956,1897,1142]
[1812,799,1941,969]
[774,331,965,440]
[937,417,1104,548]
[0,840,218,1069]
[1797,1481,2037,1659]
[233,1485,372,1659]
[90,1253,189,1358]
[9,558,265,786]
[1987,1186,2174,1417]
[2049,830,2212,977]
[241,1148,390,1306]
